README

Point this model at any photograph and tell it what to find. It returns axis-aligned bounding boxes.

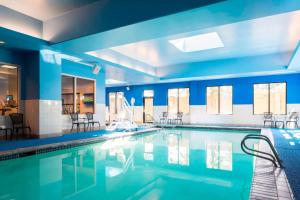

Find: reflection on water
[168,134,189,166]
[144,135,154,161]
[0,129,259,200]
[62,149,97,197]
[206,142,233,171]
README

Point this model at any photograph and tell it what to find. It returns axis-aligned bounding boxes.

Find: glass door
[143,97,153,123]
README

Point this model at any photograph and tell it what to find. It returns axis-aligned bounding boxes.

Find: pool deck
[0,124,261,157]
[250,129,294,200]
[0,128,160,159]
[156,123,262,131]
[270,128,300,200]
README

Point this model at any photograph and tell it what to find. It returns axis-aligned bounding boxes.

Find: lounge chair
[9,113,31,138]
[70,113,87,132]
[285,112,299,128]
[85,112,101,130]
[159,112,168,124]
[174,112,183,125]
[263,112,274,128]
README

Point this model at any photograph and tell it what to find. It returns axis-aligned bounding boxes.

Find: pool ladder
[241,134,283,168]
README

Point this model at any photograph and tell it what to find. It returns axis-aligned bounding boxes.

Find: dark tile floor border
[0,125,261,161]
[0,128,160,161]
[156,124,262,131]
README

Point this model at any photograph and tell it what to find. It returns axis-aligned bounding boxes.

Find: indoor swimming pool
[0,128,260,200]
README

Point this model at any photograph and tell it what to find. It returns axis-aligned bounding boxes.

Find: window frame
[0,63,20,115]
[206,85,233,115]
[61,74,96,115]
[167,88,190,114]
[253,81,287,115]
[108,91,124,115]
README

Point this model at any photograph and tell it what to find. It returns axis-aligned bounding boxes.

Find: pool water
[0,128,259,200]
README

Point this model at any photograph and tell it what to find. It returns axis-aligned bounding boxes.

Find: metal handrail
[241,134,283,168]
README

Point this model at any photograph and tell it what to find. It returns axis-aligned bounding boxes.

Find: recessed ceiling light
[106,79,126,85]
[0,41,5,45]
[1,65,17,69]
[169,32,224,52]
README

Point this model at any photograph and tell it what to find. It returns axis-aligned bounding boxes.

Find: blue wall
[106,73,300,106]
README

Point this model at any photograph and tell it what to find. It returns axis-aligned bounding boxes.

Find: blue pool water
[0,128,259,200]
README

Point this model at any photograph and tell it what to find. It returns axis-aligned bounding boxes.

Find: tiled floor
[250,129,294,200]
[271,128,300,200]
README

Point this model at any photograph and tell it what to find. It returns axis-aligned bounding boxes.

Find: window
[168,88,189,114]
[61,75,95,114]
[253,82,286,115]
[108,92,124,115]
[0,64,19,116]
[61,76,74,114]
[76,78,95,114]
[207,86,232,114]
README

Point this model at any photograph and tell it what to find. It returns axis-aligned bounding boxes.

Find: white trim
[61,73,96,81]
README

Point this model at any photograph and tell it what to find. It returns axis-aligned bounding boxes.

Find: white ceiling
[0,0,99,21]
[95,10,300,68]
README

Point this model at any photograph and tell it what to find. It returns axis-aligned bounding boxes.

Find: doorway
[143,97,153,123]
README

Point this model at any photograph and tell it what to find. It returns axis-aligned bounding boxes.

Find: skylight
[106,79,127,85]
[169,32,224,52]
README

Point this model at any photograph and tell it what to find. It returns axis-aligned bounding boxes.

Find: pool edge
[250,128,295,200]
[0,128,160,161]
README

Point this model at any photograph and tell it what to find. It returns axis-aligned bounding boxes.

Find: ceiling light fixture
[1,65,17,69]
[169,32,224,52]
[92,64,101,75]
[105,79,127,85]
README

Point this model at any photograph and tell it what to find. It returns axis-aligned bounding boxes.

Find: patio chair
[85,112,101,130]
[159,112,168,124]
[174,112,183,125]
[285,112,299,128]
[70,113,87,132]
[0,125,12,140]
[263,112,274,128]
[9,113,31,138]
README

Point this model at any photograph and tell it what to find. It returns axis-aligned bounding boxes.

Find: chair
[159,112,168,124]
[174,112,183,125]
[0,126,12,140]
[85,112,101,130]
[70,113,87,132]
[285,112,299,128]
[9,113,31,138]
[263,112,274,128]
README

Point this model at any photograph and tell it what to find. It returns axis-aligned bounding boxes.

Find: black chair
[70,113,87,132]
[160,112,168,124]
[85,112,101,130]
[286,112,299,128]
[9,113,31,138]
[263,112,274,128]
[174,112,183,125]
[0,126,12,140]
